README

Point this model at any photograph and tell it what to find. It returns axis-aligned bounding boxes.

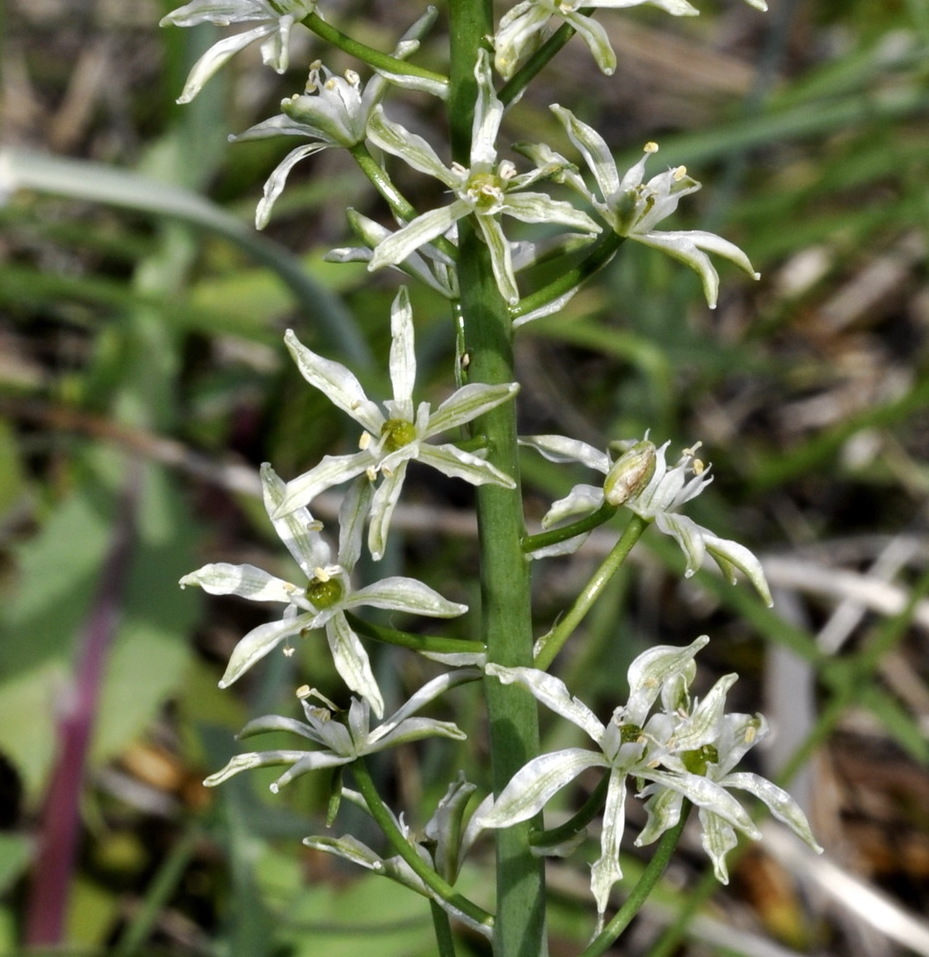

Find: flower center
[380,417,416,452]
[618,723,643,744]
[680,744,719,775]
[465,171,507,212]
[305,576,344,609]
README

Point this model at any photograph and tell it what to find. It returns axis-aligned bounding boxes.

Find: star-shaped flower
[477,637,820,921]
[365,49,600,305]
[231,62,385,228]
[636,700,823,884]
[204,669,477,791]
[275,287,519,559]
[521,434,772,605]
[493,0,704,78]
[230,10,440,228]
[551,105,760,308]
[180,467,468,717]
[161,0,317,104]
[476,637,774,920]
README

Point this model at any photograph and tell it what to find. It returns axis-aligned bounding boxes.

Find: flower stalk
[448,4,546,956]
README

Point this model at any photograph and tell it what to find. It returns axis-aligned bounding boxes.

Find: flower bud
[603,440,656,505]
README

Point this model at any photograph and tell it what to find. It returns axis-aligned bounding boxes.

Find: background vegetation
[1,0,928,954]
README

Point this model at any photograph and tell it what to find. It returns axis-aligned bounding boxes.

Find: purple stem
[24,467,141,945]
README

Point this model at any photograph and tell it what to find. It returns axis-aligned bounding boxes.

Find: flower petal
[325,611,384,718]
[256,143,328,228]
[388,287,417,409]
[486,664,606,744]
[623,636,708,722]
[273,451,376,517]
[180,562,297,604]
[174,25,274,103]
[219,613,309,687]
[563,9,616,75]
[204,749,348,787]
[284,330,383,433]
[417,444,516,488]
[722,772,823,853]
[520,434,610,473]
[367,460,409,561]
[369,202,470,273]
[336,477,373,573]
[366,106,458,188]
[551,105,620,199]
[348,576,467,618]
[470,50,503,168]
[475,216,519,305]
[427,382,519,436]
[590,770,628,916]
[476,747,607,828]
[261,463,331,575]
[644,768,761,839]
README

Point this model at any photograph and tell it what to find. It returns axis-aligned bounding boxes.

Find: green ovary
[680,744,719,775]
[619,723,643,744]
[306,577,344,609]
[381,418,416,452]
[465,172,505,211]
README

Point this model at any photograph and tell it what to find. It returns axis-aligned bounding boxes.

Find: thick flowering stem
[534,515,648,670]
[449,4,545,957]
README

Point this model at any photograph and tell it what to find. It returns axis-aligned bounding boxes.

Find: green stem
[511,232,625,324]
[579,802,692,957]
[529,771,609,850]
[351,758,494,932]
[304,13,448,92]
[534,515,648,670]
[350,143,418,221]
[344,611,485,657]
[448,5,546,957]
[349,144,460,263]
[499,16,581,107]
[522,502,618,555]
[430,900,459,957]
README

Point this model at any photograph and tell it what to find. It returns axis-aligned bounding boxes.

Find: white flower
[160,0,317,104]
[230,10,439,228]
[493,0,767,78]
[476,637,820,920]
[636,687,823,883]
[551,105,760,308]
[180,466,468,717]
[204,669,477,791]
[275,287,519,559]
[231,63,380,228]
[521,434,772,605]
[494,0,702,78]
[366,49,600,305]
[477,637,765,919]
